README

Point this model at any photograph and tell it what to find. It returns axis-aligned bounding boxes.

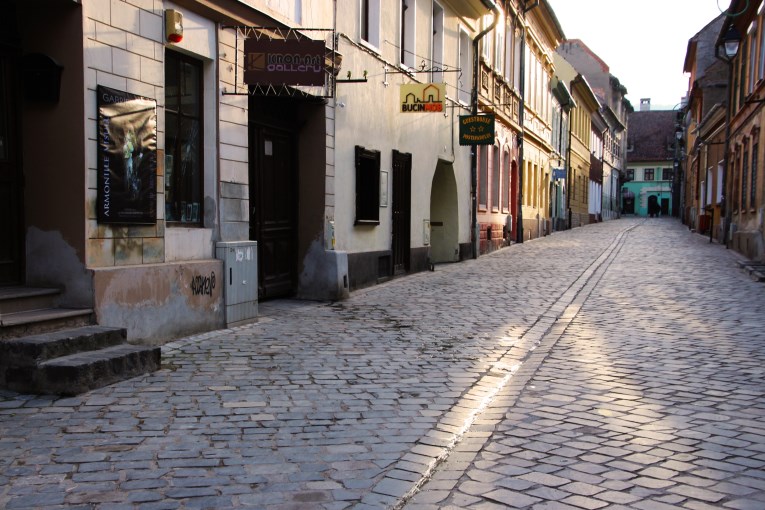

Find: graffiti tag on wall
[191,272,216,296]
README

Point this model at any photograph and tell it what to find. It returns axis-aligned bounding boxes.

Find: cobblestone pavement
[1,218,764,510]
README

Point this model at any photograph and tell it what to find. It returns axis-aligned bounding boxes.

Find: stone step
[0,325,127,368]
[0,286,60,315]
[6,343,161,396]
[0,308,94,340]
[736,260,765,282]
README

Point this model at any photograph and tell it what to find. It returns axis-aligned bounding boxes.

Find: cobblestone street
[2,218,765,509]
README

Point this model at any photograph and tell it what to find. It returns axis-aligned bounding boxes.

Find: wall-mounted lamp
[165,9,183,44]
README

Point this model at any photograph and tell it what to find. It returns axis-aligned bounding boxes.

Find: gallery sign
[97,85,157,224]
[400,83,445,113]
[459,114,495,145]
[244,37,325,86]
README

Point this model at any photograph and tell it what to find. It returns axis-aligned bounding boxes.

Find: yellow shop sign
[400,83,445,113]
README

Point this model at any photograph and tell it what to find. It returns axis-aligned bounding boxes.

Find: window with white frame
[432,2,444,83]
[401,0,416,68]
[706,167,714,206]
[492,145,500,211]
[481,14,492,63]
[494,11,504,72]
[458,28,471,104]
[504,17,514,82]
[749,21,757,94]
[502,150,510,213]
[479,145,489,210]
[361,0,381,49]
[513,25,522,91]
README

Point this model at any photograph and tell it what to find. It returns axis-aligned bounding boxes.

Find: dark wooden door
[391,150,411,275]
[0,46,23,285]
[249,127,297,299]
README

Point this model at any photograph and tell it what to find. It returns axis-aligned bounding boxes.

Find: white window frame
[504,17,513,82]
[494,11,504,72]
[360,0,381,50]
[401,0,416,69]
[458,27,471,105]
[432,1,444,83]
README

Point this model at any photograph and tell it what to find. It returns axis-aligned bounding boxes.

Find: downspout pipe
[470,0,500,259]
[516,0,539,243]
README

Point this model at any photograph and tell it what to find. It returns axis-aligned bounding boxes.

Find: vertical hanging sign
[459,114,495,145]
[97,86,157,224]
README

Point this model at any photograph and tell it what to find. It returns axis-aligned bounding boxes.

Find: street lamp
[716,23,741,247]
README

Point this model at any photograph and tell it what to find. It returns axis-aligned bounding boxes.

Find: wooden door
[0,46,22,285]
[249,126,297,299]
[391,150,411,275]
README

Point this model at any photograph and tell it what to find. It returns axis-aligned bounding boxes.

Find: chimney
[640,98,651,111]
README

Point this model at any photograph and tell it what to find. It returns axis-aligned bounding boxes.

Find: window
[165,50,203,225]
[701,180,707,208]
[706,167,714,206]
[644,168,654,181]
[752,140,758,207]
[431,2,444,83]
[481,15,492,63]
[733,147,741,211]
[759,4,765,81]
[492,145,500,211]
[504,17,514,83]
[494,11,504,72]
[479,146,489,210]
[663,168,673,181]
[513,24,522,91]
[361,0,381,48]
[458,28,471,104]
[749,22,757,94]
[355,146,381,224]
[502,151,510,213]
[401,0,415,68]
[716,162,724,204]
[742,142,749,210]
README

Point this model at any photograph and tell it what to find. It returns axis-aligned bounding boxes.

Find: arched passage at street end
[429,160,459,263]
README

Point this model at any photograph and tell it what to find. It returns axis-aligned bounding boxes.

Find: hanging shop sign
[97,85,157,224]
[553,168,567,180]
[400,83,446,113]
[244,37,325,86]
[459,114,495,145]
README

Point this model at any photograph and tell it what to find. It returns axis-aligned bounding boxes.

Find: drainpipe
[516,0,538,243]
[470,0,500,259]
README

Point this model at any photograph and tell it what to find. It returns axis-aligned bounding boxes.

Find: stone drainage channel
[366,221,640,509]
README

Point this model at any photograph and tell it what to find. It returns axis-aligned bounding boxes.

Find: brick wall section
[218,26,249,241]
[84,0,165,268]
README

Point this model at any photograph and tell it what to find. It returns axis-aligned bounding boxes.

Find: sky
[546,0,729,111]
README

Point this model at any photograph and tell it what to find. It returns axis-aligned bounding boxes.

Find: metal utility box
[215,241,258,326]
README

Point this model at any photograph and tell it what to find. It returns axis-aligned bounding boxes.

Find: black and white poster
[97,85,157,224]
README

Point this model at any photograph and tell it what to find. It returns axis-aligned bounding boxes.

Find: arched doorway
[648,195,659,217]
[510,161,519,240]
[429,160,458,263]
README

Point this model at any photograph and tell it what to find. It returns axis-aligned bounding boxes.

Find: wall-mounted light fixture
[165,9,183,44]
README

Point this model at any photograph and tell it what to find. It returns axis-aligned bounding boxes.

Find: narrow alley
[2,218,764,510]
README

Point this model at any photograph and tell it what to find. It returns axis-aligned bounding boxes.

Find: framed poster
[97,85,157,224]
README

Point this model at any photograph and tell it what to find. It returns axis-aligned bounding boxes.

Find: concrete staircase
[0,287,160,395]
